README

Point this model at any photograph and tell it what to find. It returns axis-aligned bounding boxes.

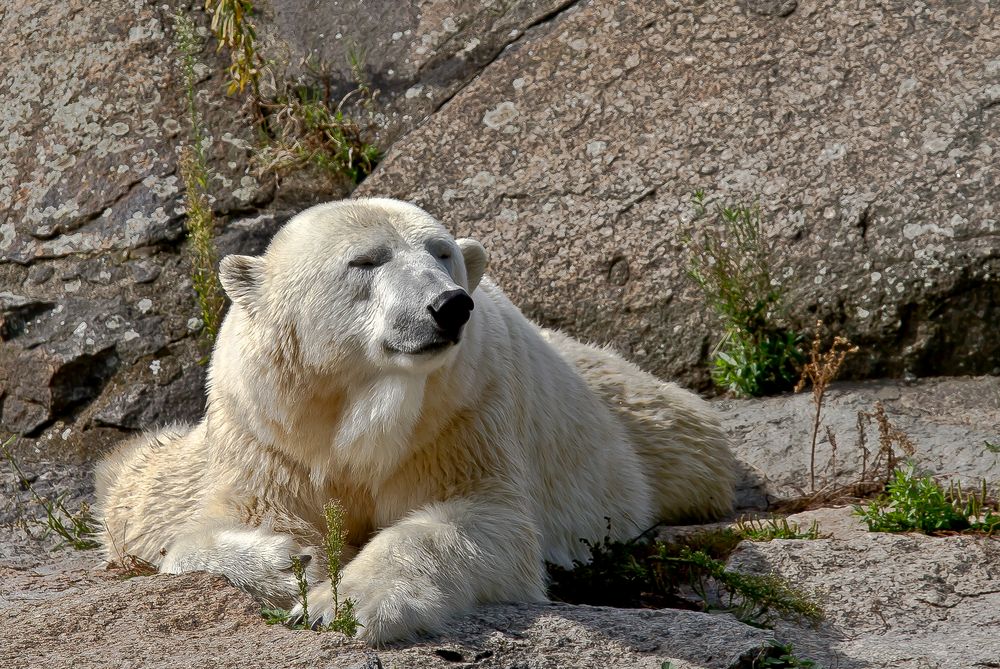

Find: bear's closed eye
[349,249,392,268]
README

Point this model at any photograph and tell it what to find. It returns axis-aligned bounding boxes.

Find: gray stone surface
[0,0,268,265]
[358,0,1000,387]
[729,531,1000,668]
[723,376,1000,507]
[4,0,999,462]
[0,0,593,457]
[2,4,998,664]
[784,506,867,541]
[0,564,775,669]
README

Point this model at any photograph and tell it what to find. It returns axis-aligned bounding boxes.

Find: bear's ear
[219,254,265,314]
[456,238,488,292]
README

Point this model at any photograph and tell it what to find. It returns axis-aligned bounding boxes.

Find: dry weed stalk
[179,147,226,344]
[174,11,226,345]
[795,322,859,492]
[824,425,839,482]
[859,401,916,488]
[204,0,261,96]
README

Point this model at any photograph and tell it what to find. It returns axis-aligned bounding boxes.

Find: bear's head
[218,198,488,376]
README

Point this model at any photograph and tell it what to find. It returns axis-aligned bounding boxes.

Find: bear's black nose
[429,289,474,339]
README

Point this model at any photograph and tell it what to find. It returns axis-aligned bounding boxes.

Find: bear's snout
[428,289,474,341]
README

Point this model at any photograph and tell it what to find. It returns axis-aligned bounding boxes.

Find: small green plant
[735,516,824,542]
[290,554,311,627]
[752,641,820,668]
[174,11,226,346]
[344,43,378,114]
[0,436,99,550]
[195,1,380,185]
[261,606,292,625]
[320,500,360,636]
[684,193,803,397]
[260,556,312,630]
[985,440,1000,454]
[255,85,380,185]
[261,500,360,635]
[664,547,823,626]
[854,465,1000,535]
[547,525,822,627]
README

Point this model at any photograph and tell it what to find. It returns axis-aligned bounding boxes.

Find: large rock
[5,0,997,457]
[3,376,998,668]
[0,1,279,449]
[0,0,604,456]
[357,0,1000,387]
[257,0,576,143]
[0,0,271,264]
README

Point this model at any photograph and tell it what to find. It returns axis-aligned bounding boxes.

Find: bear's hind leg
[95,424,203,565]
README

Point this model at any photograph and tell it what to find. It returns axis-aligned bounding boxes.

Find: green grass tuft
[752,641,821,668]
[854,465,1000,535]
[735,516,824,542]
[1,436,99,550]
[255,85,379,185]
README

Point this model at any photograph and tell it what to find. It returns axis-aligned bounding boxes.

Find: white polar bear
[96,198,735,644]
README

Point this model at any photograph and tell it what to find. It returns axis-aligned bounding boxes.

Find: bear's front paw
[162,527,318,607]
[289,582,335,629]
[289,571,449,645]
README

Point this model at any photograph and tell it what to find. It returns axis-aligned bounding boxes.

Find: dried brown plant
[795,322,859,492]
[773,401,917,513]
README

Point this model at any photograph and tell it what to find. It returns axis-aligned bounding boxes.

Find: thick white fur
[96,198,735,645]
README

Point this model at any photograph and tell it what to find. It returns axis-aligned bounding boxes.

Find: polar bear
[96,198,735,644]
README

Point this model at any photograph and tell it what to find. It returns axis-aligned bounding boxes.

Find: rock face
[259,0,576,143]
[2,2,998,666]
[358,0,1000,387]
[1,377,997,668]
[0,0,280,450]
[2,0,998,458]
